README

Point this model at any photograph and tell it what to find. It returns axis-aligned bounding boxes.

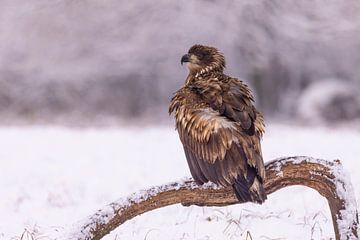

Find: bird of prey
[169,44,266,203]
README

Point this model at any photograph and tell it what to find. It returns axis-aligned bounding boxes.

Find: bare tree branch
[62,156,358,240]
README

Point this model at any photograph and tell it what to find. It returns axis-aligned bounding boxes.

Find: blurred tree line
[0,0,360,125]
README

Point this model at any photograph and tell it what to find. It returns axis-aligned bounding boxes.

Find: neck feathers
[185,65,223,85]
[195,52,225,78]
[195,64,223,78]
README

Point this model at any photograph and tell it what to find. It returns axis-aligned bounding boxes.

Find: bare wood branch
[62,156,358,240]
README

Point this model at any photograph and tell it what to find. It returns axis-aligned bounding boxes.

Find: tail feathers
[232,173,267,204]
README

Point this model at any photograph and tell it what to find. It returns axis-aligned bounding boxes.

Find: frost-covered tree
[0,0,359,124]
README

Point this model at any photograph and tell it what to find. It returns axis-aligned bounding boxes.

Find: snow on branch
[60,156,358,240]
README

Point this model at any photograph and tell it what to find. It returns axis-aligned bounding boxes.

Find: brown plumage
[169,44,267,203]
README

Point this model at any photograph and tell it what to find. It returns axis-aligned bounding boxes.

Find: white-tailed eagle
[169,44,266,203]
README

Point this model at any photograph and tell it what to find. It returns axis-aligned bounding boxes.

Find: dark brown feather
[169,45,266,203]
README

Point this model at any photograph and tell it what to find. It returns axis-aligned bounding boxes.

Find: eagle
[169,44,266,203]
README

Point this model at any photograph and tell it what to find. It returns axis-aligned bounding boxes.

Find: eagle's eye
[196,53,205,60]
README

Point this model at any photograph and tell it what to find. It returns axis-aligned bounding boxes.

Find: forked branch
[62,156,358,240]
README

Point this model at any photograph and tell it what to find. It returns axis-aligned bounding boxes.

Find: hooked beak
[181,54,189,65]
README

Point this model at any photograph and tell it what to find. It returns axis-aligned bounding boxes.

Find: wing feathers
[170,75,266,203]
[184,147,207,184]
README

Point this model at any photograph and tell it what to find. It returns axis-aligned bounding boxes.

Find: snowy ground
[1,124,359,240]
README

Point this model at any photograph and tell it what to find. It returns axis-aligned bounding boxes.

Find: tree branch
[62,156,358,240]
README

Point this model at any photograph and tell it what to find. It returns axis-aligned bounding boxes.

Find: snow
[330,162,358,239]
[1,124,360,239]
[62,177,224,240]
[297,80,360,123]
[269,156,358,239]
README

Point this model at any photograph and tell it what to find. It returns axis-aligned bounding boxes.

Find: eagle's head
[181,44,225,75]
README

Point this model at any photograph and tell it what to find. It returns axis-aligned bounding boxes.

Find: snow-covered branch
[61,156,358,240]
